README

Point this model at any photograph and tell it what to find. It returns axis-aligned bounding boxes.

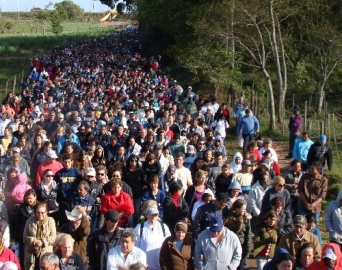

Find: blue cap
[210,216,223,232]
[293,105,300,110]
[319,134,327,143]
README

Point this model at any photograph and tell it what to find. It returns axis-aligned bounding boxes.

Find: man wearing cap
[88,209,125,270]
[36,150,63,186]
[293,131,314,170]
[134,206,171,270]
[107,228,147,270]
[161,164,183,193]
[306,134,332,172]
[194,216,242,270]
[286,105,302,159]
[232,159,254,195]
[193,193,230,240]
[278,215,321,260]
[298,161,328,221]
[60,205,90,262]
[160,221,194,269]
[236,109,260,150]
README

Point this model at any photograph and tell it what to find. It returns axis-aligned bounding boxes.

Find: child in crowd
[191,192,213,221]
[162,146,174,165]
[306,214,322,246]
[230,152,243,175]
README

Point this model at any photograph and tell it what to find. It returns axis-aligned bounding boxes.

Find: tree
[100,0,137,11]
[54,0,85,21]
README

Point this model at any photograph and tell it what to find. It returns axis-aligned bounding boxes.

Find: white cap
[46,150,58,159]
[323,247,337,261]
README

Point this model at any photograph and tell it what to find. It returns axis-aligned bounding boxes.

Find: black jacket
[13,202,35,242]
[87,226,124,270]
[306,141,332,170]
[56,251,84,270]
[162,195,190,233]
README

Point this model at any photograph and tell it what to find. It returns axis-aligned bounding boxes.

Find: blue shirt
[236,115,259,135]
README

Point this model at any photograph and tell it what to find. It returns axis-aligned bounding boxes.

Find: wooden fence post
[304,101,307,133]
[12,75,16,94]
[328,114,331,145]
[320,121,324,135]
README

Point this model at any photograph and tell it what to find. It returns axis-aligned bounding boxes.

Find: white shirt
[174,166,193,193]
[134,221,171,270]
[107,246,146,270]
[211,119,229,138]
[0,119,11,136]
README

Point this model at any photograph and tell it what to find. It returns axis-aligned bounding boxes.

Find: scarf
[171,193,181,210]
[35,216,48,256]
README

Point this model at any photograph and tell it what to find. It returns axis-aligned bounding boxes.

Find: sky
[1,0,113,12]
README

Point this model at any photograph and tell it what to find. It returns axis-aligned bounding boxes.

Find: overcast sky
[1,0,112,12]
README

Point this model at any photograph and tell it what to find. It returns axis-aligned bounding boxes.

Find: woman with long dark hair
[254,210,279,270]
[224,199,252,270]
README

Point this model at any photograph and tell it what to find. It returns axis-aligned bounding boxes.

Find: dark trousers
[291,196,300,217]
[242,133,253,150]
[289,132,300,155]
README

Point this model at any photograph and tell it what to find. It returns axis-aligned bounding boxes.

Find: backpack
[140,220,166,238]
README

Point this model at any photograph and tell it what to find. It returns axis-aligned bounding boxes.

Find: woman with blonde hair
[54,234,84,270]
[260,176,292,214]
[23,202,56,270]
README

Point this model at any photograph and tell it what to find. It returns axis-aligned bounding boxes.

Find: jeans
[131,196,142,226]
[289,132,300,155]
[256,256,271,270]
[299,209,320,222]
[291,196,301,217]
[242,133,254,150]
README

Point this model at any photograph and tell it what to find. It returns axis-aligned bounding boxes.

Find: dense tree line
[102,0,342,129]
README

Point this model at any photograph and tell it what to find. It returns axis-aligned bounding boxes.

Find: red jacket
[308,243,342,270]
[0,248,21,270]
[101,190,134,227]
[272,161,281,176]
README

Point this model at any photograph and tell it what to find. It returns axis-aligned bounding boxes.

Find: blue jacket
[55,167,83,202]
[68,193,97,221]
[236,115,259,135]
[293,139,314,162]
[57,134,81,154]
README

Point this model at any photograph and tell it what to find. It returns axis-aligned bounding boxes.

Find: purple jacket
[288,115,302,133]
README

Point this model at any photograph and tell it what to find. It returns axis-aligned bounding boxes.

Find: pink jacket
[10,174,32,203]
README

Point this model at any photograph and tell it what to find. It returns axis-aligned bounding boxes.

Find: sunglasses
[97,173,105,176]
[46,175,54,177]
[278,184,285,188]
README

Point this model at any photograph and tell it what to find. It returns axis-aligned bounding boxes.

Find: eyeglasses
[97,173,105,176]
[46,175,54,177]
[278,184,285,188]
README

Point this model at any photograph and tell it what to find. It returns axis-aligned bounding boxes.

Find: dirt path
[273,141,291,172]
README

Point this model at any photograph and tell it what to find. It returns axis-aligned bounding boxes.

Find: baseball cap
[293,215,307,228]
[167,164,176,174]
[259,162,270,171]
[85,167,96,177]
[46,150,58,159]
[293,105,300,110]
[245,109,251,114]
[12,147,20,153]
[319,134,327,143]
[146,207,159,216]
[323,247,337,261]
[187,145,195,154]
[75,117,82,122]
[58,113,64,119]
[104,210,120,223]
[210,216,223,232]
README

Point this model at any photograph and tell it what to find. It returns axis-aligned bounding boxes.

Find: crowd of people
[0,29,340,270]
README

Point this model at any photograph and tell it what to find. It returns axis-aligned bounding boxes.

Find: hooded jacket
[308,243,342,270]
[227,181,246,209]
[263,248,289,270]
[8,174,31,204]
[208,136,227,163]
[306,141,332,170]
[325,191,342,242]
[230,152,243,175]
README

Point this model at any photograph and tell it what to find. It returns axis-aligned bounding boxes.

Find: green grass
[0,21,114,89]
